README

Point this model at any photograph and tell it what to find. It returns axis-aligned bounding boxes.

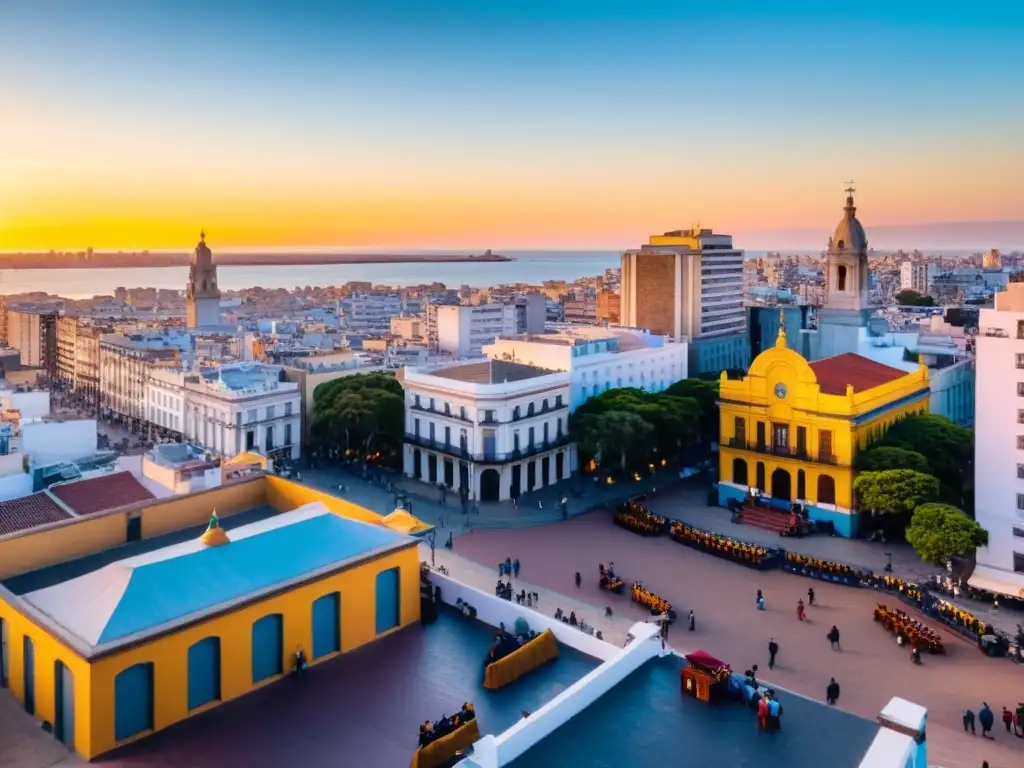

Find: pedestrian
[513,558,521,578]
[963,708,976,735]
[688,609,696,631]
[1002,706,1013,733]
[807,586,815,606]
[756,589,765,610]
[768,638,779,670]
[498,562,505,577]
[826,677,840,705]
[828,625,841,650]
[993,597,999,612]
[504,557,512,575]
[979,702,994,738]
[574,571,582,588]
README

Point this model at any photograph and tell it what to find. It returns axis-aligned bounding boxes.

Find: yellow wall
[718,337,929,510]
[0,594,94,756]
[140,479,265,538]
[265,475,385,524]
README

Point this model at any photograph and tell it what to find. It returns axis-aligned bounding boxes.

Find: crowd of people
[631,581,672,615]
[599,562,625,592]
[485,621,540,667]
[935,598,992,640]
[873,604,946,654]
[784,552,867,582]
[669,522,773,566]
[613,502,666,536]
[866,575,925,606]
[418,703,476,747]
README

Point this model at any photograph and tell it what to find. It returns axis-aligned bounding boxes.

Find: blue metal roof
[98,514,409,643]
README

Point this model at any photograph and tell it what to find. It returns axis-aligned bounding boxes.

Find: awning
[967,565,1024,599]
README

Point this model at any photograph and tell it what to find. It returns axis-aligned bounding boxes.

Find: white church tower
[816,186,875,358]
[186,230,222,329]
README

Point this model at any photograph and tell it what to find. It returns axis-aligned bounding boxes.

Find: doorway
[54,660,75,748]
[480,469,500,502]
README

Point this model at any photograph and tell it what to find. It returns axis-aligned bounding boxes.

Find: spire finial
[775,310,787,348]
[843,181,856,215]
[200,229,206,242]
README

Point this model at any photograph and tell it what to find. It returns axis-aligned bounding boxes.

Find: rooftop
[21,503,413,651]
[49,471,155,516]
[98,607,598,768]
[431,359,557,384]
[808,353,910,395]
[0,492,72,536]
[507,655,878,768]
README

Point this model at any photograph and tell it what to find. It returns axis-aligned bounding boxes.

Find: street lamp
[884,551,893,573]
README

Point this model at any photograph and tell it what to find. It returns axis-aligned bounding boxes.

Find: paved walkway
[453,513,1024,768]
[644,483,1024,639]
[418,542,636,647]
[0,693,83,768]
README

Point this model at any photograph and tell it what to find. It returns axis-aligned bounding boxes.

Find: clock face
[774,383,787,399]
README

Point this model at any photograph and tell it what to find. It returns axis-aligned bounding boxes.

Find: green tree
[876,414,973,512]
[853,469,940,520]
[905,503,988,564]
[895,289,936,307]
[571,410,654,472]
[311,372,405,464]
[855,446,931,475]
[664,378,719,441]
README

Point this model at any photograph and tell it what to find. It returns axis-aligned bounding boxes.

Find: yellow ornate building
[717,325,930,537]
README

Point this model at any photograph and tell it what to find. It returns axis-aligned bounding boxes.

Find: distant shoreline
[0,252,512,269]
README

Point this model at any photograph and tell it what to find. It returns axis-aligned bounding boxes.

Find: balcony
[724,439,844,466]
[510,401,568,422]
[409,402,473,424]
[404,432,571,463]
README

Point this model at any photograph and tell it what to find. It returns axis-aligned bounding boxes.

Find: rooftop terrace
[507,655,879,768]
[96,607,599,768]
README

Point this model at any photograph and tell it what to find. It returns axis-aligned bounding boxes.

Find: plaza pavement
[0,693,83,768]
[452,512,1024,768]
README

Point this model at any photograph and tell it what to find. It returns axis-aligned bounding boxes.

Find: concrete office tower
[620,226,747,374]
[186,231,222,329]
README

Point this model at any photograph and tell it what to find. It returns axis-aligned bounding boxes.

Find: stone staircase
[736,504,791,535]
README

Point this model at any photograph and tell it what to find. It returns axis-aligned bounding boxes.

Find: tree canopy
[855,446,931,475]
[905,503,988,565]
[311,372,404,464]
[853,469,940,518]
[874,414,974,512]
[570,379,719,473]
[895,289,935,307]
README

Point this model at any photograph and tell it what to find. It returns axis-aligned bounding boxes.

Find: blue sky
[1,1,1022,249]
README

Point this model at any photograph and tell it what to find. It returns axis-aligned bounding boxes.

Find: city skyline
[2,1,1022,251]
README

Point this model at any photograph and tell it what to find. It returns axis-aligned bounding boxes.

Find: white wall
[21,419,97,463]
[0,472,33,502]
[1,390,51,420]
[856,698,927,768]
[974,314,1024,579]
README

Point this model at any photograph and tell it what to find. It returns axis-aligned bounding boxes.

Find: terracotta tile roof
[0,492,73,536]
[808,353,910,395]
[49,471,155,517]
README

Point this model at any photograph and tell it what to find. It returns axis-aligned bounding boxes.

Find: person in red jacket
[1003,706,1014,732]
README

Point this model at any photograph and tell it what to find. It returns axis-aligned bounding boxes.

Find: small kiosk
[680,650,731,704]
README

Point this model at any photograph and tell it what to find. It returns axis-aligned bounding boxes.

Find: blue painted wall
[717,483,859,538]
[22,636,34,714]
[187,637,221,710]
[375,568,400,634]
[251,614,283,683]
[114,662,153,742]
[689,332,750,376]
[312,592,341,659]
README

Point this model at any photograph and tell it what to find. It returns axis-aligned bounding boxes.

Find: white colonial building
[971,278,1024,598]
[144,362,301,460]
[401,359,573,501]
[483,327,688,409]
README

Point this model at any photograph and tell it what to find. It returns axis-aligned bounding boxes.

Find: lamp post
[428,529,436,567]
[884,551,893,573]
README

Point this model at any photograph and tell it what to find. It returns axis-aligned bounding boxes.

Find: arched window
[732,458,748,486]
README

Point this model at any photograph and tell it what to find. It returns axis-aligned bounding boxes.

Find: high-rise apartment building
[620,226,747,374]
[7,307,58,378]
[899,261,931,294]
[971,277,1024,597]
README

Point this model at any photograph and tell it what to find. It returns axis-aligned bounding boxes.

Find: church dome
[830,191,867,254]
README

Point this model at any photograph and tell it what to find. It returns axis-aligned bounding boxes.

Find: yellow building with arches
[0,474,425,760]
[717,327,930,537]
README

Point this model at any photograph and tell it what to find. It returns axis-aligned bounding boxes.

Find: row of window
[733,418,835,460]
[411,394,563,423]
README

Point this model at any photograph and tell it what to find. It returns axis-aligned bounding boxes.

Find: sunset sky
[1,1,1022,251]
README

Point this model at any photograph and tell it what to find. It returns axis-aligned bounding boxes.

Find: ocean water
[0,250,625,299]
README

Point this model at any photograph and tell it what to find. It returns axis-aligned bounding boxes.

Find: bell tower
[824,184,871,311]
[186,230,223,329]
